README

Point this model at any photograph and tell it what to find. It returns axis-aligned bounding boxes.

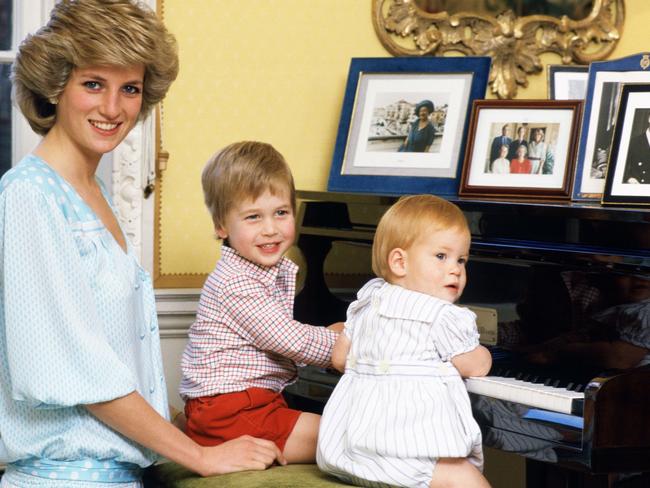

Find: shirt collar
[220,245,297,286]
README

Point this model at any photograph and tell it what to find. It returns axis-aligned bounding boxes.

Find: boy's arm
[331,332,351,372]
[223,287,337,367]
[451,344,492,378]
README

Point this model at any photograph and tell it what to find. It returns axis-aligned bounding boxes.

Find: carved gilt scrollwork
[372,0,625,99]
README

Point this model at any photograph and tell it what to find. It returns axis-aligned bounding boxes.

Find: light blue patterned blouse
[0,155,168,485]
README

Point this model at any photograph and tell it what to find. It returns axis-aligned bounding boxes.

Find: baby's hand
[327,322,345,333]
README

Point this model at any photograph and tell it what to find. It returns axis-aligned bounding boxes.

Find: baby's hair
[372,194,469,281]
[12,0,179,135]
[202,141,295,231]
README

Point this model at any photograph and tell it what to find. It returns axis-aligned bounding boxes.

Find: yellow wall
[159,0,647,277]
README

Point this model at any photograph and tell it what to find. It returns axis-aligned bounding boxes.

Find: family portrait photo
[460,100,581,200]
[483,122,559,176]
[366,94,448,154]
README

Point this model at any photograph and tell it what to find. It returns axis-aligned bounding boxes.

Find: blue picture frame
[327,57,490,197]
[573,53,650,201]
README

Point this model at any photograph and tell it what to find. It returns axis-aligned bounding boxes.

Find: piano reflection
[286,191,650,487]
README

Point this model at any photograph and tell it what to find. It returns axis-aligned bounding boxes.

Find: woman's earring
[48,97,58,105]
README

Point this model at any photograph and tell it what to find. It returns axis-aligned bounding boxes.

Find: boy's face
[396,226,470,303]
[217,188,295,268]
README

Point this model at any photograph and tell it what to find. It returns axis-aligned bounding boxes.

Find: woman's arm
[451,345,492,378]
[86,391,285,477]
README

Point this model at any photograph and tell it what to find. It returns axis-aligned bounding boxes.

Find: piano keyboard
[465,376,585,415]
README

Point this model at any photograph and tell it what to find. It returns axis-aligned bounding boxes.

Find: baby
[317,194,492,488]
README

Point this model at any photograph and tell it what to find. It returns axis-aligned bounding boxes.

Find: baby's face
[397,227,470,303]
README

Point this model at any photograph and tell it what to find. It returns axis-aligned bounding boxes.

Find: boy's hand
[327,321,345,333]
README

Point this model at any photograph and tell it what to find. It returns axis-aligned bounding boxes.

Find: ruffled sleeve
[432,305,481,361]
[343,278,384,340]
[1,180,136,408]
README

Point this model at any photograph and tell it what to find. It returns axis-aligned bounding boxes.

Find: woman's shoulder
[2,155,54,191]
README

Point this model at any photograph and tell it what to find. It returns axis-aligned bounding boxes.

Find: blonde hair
[202,141,296,230]
[372,194,469,280]
[11,0,179,135]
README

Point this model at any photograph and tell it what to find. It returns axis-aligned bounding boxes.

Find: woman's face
[52,64,145,161]
[499,145,508,158]
[517,145,526,158]
[418,106,430,120]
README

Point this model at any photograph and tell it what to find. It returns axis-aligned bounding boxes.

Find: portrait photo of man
[623,109,650,184]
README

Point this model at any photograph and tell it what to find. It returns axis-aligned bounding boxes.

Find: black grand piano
[286,190,650,488]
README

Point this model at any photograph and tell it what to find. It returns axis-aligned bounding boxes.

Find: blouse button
[149,385,155,394]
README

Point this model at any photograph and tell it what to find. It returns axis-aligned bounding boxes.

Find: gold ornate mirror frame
[372,0,625,99]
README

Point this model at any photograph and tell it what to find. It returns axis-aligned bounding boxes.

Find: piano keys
[464,376,584,415]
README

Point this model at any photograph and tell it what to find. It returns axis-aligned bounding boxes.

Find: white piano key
[465,376,584,415]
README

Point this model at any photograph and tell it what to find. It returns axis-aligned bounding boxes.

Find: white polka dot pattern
[0,155,168,480]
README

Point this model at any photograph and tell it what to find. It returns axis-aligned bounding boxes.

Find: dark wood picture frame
[459,99,582,201]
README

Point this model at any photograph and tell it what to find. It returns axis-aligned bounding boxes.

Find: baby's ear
[387,248,407,278]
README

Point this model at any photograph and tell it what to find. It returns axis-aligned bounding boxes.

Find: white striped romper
[317,278,483,488]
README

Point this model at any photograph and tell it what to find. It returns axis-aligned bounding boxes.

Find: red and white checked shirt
[180,246,337,398]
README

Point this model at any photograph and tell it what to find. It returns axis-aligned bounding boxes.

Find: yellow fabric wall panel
[159,0,647,276]
[160,0,385,275]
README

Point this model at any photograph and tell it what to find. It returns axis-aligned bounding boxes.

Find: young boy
[180,141,341,464]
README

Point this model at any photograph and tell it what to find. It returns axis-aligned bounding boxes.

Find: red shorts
[184,387,301,451]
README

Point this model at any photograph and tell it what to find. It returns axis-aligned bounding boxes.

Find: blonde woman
[1,1,283,486]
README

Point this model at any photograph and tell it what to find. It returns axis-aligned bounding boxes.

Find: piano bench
[144,462,355,488]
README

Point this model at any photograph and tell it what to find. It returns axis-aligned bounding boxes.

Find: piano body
[287,190,650,487]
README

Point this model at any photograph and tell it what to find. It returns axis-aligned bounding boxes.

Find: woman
[510,144,532,174]
[399,99,435,153]
[1,1,283,487]
[491,144,510,174]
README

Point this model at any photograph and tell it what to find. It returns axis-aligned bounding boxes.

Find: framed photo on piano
[602,83,650,206]
[459,99,582,201]
[572,53,650,201]
[327,57,491,197]
[547,64,589,101]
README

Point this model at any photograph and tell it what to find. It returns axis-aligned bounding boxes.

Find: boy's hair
[372,194,470,281]
[12,0,179,135]
[202,141,296,230]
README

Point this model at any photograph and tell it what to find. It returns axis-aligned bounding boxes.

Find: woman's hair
[11,0,179,135]
[415,99,434,115]
[372,194,469,281]
[202,141,296,231]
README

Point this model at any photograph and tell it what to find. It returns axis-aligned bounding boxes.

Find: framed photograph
[548,65,589,100]
[459,100,582,201]
[327,57,491,196]
[573,52,650,201]
[602,83,650,206]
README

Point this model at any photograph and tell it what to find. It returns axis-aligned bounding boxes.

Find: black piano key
[566,382,574,391]
[544,378,552,386]
[574,384,584,392]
